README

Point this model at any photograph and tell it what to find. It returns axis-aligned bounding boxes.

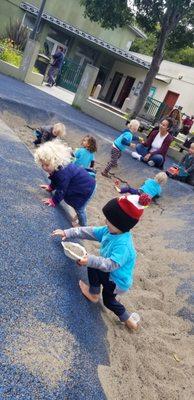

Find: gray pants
[47,66,58,85]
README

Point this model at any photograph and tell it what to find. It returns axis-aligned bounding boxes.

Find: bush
[0,39,22,67]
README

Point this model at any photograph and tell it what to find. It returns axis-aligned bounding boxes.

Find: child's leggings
[87,268,130,321]
[103,146,121,174]
[120,186,140,195]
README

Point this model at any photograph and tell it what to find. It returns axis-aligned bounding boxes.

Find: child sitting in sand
[34,140,96,226]
[52,193,151,330]
[167,143,194,186]
[101,119,140,178]
[115,172,168,199]
[33,122,66,145]
[73,135,97,169]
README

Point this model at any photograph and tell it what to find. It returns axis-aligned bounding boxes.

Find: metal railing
[140,96,171,123]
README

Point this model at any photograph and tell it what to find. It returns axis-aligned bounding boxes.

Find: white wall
[102,59,194,115]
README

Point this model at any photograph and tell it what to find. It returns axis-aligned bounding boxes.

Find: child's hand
[42,198,56,207]
[130,143,136,149]
[40,184,53,192]
[77,255,88,266]
[114,186,121,193]
[51,229,66,240]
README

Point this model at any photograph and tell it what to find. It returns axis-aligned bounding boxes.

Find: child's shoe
[131,152,142,161]
[114,186,121,193]
[101,171,111,178]
[125,312,140,330]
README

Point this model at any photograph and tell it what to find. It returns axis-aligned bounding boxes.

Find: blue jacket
[49,164,96,208]
[140,178,161,198]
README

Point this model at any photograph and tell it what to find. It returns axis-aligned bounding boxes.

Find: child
[115,172,168,199]
[33,122,66,145]
[101,119,140,178]
[34,140,96,226]
[52,193,151,330]
[167,143,194,186]
[73,135,97,169]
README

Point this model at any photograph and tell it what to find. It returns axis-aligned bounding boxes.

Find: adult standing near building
[46,46,64,87]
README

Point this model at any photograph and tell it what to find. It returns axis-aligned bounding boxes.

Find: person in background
[47,46,64,87]
[131,118,173,168]
[168,109,181,137]
[33,123,66,146]
[34,140,96,226]
[180,115,194,136]
[114,171,168,199]
[52,193,151,330]
[167,143,194,186]
[101,119,140,178]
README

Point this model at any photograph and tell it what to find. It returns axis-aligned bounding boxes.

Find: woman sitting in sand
[131,118,173,169]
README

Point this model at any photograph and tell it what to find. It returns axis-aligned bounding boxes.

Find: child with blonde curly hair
[34,139,96,226]
[115,172,167,199]
[33,122,66,146]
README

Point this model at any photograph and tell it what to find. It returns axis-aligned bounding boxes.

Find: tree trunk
[132,23,172,117]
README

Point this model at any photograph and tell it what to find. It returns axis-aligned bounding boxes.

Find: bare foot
[79,280,100,303]
[125,313,140,331]
[72,220,80,227]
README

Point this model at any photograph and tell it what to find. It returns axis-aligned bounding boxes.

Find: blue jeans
[75,185,96,226]
[136,144,164,167]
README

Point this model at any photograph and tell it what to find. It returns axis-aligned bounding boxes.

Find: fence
[140,96,171,123]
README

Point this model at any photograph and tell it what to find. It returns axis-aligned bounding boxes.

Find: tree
[80,0,133,30]
[81,1,194,116]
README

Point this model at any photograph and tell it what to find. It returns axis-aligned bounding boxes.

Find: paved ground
[0,119,108,399]
[0,73,193,399]
[30,83,75,105]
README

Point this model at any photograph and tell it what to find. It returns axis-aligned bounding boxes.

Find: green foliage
[4,18,29,51]
[0,39,22,67]
[80,0,133,29]
[131,32,157,56]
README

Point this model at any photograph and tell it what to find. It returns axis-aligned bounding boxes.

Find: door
[163,91,179,109]
[105,72,123,104]
[115,76,135,108]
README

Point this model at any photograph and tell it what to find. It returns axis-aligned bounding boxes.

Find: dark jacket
[51,51,64,69]
[181,153,194,186]
[49,164,96,208]
[143,129,173,164]
[40,125,55,142]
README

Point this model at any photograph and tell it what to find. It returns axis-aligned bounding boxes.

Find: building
[0,0,148,92]
[1,1,194,118]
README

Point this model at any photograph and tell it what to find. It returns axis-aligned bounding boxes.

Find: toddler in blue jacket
[115,172,167,199]
[101,119,140,178]
[73,135,97,169]
[34,140,96,226]
[52,193,151,330]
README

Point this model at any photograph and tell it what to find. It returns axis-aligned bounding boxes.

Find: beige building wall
[102,58,194,115]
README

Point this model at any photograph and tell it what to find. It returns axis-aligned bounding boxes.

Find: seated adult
[131,118,173,168]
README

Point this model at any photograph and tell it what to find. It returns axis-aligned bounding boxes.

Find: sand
[1,110,193,400]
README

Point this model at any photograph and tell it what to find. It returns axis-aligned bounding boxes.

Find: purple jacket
[144,129,173,162]
[49,164,96,208]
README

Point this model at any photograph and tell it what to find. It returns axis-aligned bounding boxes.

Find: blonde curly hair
[53,123,66,138]
[34,139,71,171]
[154,172,168,185]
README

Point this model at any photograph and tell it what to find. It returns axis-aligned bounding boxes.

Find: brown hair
[168,109,181,125]
[81,135,97,153]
